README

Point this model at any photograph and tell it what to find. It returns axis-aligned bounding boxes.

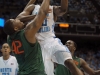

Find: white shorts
[38,37,72,75]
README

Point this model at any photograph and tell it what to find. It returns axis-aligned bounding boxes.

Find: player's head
[1,43,11,56]
[65,40,77,53]
[3,19,24,36]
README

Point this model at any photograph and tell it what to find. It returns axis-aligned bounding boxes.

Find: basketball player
[3,0,50,75]
[0,43,18,75]
[16,0,84,75]
[55,40,100,75]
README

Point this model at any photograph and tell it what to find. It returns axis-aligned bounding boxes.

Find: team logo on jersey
[11,63,14,65]
[74,60,79,66]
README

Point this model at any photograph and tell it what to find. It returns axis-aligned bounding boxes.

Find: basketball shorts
[38,37,72,65]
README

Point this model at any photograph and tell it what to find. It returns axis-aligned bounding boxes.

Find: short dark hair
[66,40,77,48]
[3,19,15,35]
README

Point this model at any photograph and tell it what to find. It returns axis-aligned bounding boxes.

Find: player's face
[1,43,11,56]
[65,40,75,52]
[10,19,24,31]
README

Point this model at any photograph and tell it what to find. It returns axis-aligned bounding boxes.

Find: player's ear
[14,27,19,31]
[1,49,3,52]
[74,47,76,51]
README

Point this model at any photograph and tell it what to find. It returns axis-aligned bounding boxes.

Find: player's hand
[95,70,100,75]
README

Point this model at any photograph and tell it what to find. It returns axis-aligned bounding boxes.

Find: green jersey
[7,30,46,75]
[55,56,80,75]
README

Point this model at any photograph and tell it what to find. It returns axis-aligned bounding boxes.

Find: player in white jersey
[0,43,18,75]
[16,0,84,75]
[32,4,70,75]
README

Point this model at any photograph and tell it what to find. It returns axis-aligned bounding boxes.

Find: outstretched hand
[95,70,100,75]
[24,0,36,9]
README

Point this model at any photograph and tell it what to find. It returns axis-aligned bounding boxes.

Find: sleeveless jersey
[7,30,46,75]
[32,5,55,41]
[55,56,81,75]
[0,55,18,75]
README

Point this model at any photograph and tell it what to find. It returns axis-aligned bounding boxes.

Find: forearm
[19,15,36,22]
[61,0,68,12]
[39,0,50,14]
[94,70,100,75]
[24,0,36,9]
[27,0,50,34]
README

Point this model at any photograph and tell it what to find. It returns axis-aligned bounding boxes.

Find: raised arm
[80,58,95,75]
[16,0,36,22]
[24,0,36,10]
[94,70,100,75]
[81,58,100,75]
[61,0,68,12]
[53,0,68,17]
[16,4,35,22]
[25,0,50,43]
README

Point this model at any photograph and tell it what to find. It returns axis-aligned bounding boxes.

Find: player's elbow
[61,8,67,13]
[60,6,68,13]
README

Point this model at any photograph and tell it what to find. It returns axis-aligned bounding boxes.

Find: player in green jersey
[55,40,100,75]
[3,0,50,75]
[15,0,84,75]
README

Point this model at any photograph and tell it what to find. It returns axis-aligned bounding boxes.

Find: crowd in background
[57,0,100,24]
[0,0,100,24]
[96,0,100,6]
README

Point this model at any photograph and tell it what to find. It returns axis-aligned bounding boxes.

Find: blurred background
[0,0,100,71]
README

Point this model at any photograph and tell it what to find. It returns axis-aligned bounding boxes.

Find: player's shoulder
[73,56,81,61]
[10,55,15,58]
[79,58,84,60]
[0,56,3,61]
[10,55,17,60]
[0,56,2,59]
[10,56,18,63]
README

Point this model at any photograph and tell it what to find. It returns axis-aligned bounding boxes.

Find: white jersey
[0,55,18,75]
[32,5,72,75]
[32,5,56,41]
[39,37,72,75]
